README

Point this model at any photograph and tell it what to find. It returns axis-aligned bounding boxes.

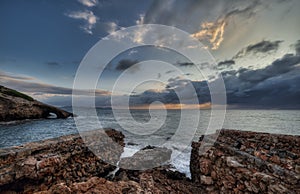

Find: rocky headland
[0,85,73,122]
[0,129,299,193]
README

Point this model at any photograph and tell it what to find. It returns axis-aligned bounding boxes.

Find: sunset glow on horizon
[128,102,211,110]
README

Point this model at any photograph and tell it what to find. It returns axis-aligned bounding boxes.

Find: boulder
[119,146,172,170]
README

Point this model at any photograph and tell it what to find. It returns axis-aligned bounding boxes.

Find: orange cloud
[191,20,226,50]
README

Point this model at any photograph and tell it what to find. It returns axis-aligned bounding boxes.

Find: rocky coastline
[0,85,73,122]
[0,129,299,193]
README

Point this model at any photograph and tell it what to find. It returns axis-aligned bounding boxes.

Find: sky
[0,0,300,108]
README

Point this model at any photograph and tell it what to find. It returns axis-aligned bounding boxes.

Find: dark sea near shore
[0,108,299,177]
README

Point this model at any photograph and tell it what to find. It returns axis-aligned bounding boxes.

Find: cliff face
[0,85,72,121]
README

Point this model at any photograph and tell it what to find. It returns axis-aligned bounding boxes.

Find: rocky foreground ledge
[191,130,300,193]
[0,129,299,193]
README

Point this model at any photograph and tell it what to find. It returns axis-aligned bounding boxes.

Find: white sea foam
[121,146,140,158]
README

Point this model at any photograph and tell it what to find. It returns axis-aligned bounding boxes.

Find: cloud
[46,61,60,66]
[132,25,150,44]
[78,0,98,7]
[222,53,300,107]
[3,52,299,108]
[234,40,283,58]
[142,0,264,50]
[66,10,98,34]
[294,40,300,55]
[191,20,226,50]
[165,70,175,74]
[1,78,110,96]
[0,71,114,107]
[0,71,34,81]
[115,59,139,71]
[127,49,300,108]
[136,14,145,25]
[128,76,211,106]
[217,60,235,69]
[177,62,195,67]
[104,21,124,34]
[0,70,111,106]
[191,0,265,50]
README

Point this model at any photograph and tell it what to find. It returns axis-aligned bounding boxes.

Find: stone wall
[0,129,124,193]
[191,129,300,193]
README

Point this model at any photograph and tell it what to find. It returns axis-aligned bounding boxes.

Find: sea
[0,108,299,177]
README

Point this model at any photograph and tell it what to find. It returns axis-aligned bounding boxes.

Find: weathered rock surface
[35,170,203,194]
[0,128,204,193]
[191,129,300,193]
[0,85,73,122]
[0,129,124,193]
[1,128,299,193]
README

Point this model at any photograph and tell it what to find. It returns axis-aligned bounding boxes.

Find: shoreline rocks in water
[0,85,73,122]
[0,129,299,193]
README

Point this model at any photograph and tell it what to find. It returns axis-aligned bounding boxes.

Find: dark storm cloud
[129,76,211,106]
[237,54,299,83]
[246,40,283,53]
[129,51,300,108]
[294,40,300,56]
[177,62,195,67]
[222,53,300,107]
[130,89,171,106]
[115,59,139,71]
[217,60,235,68]
[234,40,283,58]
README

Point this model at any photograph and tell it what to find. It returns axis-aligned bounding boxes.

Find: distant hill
[0,85,73,122]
